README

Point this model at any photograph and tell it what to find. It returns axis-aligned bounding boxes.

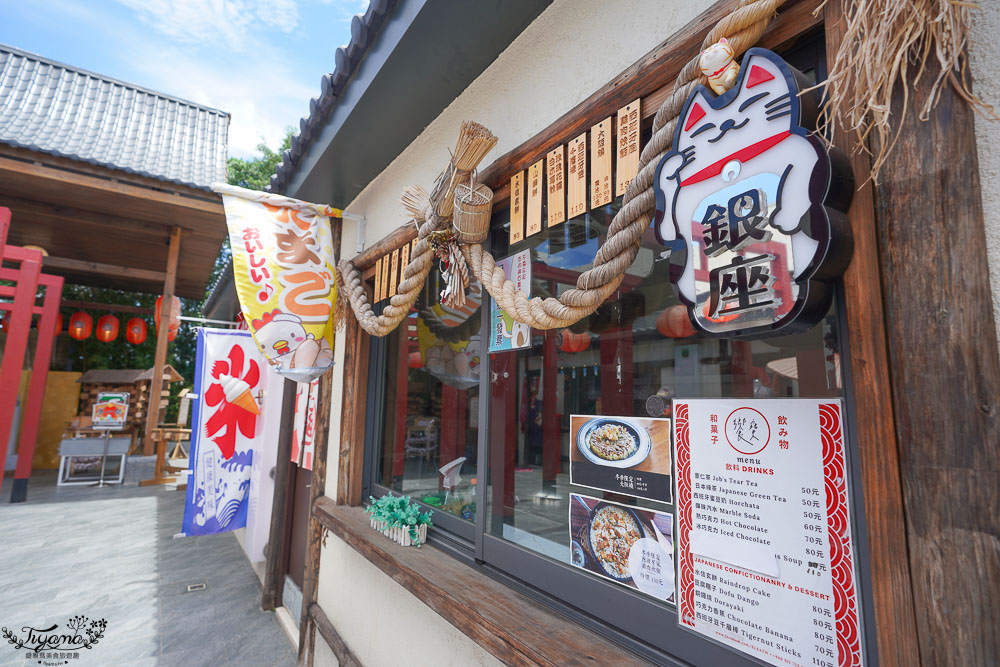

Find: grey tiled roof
[0,44,229,190]
[269,0,393,193]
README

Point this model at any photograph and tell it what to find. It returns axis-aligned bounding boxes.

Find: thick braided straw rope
[341,0,781,336]
[464,0,782,330]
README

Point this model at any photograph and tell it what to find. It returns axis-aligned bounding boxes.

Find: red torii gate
[0,206,64,502]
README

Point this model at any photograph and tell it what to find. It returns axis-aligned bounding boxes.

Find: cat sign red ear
[684,102,707,131]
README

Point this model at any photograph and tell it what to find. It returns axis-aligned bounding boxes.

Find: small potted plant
[365,494,433,547]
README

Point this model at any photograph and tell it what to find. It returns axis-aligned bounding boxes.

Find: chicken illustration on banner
[213,183,342,382]
[182,329,281,536]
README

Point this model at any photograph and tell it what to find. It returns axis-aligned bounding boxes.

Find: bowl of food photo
[576,417,652,469]
[586,501,649,582]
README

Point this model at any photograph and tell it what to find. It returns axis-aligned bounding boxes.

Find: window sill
[313,498,649,666]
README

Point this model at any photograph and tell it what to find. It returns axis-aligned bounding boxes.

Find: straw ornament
[338,0,988,335]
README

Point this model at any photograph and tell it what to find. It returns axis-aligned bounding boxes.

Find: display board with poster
[91,392,129,430]
[488,250,531,352]
[673,398,863,667]
[569,494,675,604]
[569,415,673,503]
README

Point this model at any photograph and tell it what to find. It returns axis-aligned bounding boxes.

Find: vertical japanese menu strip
[510,171,525,245]
[399,243,410,291]
[526,159,544,237]
[546,145,566,227]
[380,253,390,303]
[567,133,588,218]
[388,248,400,298]
[374,256,383,303]
[591,117,612,208]
[616,99,640,197]
[673,399,863,667]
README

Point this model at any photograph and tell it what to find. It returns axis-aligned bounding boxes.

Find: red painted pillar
[489,351,517,521]
[542,330,560,489]
[11,273,63,502]
[0,247,42,497]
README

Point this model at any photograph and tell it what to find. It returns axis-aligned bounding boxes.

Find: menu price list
[674,399,863,667]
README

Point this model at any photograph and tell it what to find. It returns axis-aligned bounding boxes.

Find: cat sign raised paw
[655,48,854,339]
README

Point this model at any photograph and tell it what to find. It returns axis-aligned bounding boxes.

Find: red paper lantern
[54,312,62,336]
[656,305,696,338]
[155,295,181,342]
[96,315,119,342]
[68,312,93,340]
[558,330,590,354]
[408,351,424,369]
[126,317,148,345]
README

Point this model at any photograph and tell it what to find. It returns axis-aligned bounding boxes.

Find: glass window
[373,266,482,522]
[485,195,844,605]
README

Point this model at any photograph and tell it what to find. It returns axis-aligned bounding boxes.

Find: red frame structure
[0,207,64,502]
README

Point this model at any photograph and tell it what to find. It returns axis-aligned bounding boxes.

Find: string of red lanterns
[155,295,181,342]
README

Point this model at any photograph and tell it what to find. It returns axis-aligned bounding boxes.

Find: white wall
[315,1,713,665]
[970,4,1000,352]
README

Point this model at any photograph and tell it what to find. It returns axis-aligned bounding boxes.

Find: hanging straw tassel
[401,185,429,222]
[440,242,470,310]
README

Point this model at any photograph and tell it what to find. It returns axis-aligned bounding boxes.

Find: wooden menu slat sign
[380,252,390,302]
[526,159,544,237]
[510,171,525,245]
[399,243,410,292]
[374,256,384,302]
[616,99,640,197]
[567,133,587,219]
[591,118,612,208]
[388,248,400,298]
[546,145,566,227]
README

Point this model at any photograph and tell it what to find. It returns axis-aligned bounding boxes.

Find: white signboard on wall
[673,398,863,667]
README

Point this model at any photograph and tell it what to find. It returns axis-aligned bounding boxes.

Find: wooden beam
[263,378,299,611]
[143,226,181,456]
[313,501,649,666]
[0,156,222,218]
[298,219,341,666]
[43,256,167,283]
[337,313,370,506]
[61,300,155,315]
[821,6,920,666]
[308,603,362,667]
[873,42,1000,665]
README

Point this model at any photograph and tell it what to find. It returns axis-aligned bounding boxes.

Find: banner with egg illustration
[213,183,342,383]
[182,328,282,536]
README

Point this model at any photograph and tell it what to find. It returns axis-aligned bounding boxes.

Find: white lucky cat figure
[655,48,852,337]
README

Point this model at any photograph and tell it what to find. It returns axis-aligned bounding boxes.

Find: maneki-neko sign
[654,47,853,338]
[214,184,341,382]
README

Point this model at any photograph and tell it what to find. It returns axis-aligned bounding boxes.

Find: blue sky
[0,0,364,158]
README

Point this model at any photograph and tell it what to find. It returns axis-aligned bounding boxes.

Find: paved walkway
[0,457,296,667]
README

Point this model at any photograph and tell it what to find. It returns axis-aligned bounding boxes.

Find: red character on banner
[203,344,261,459]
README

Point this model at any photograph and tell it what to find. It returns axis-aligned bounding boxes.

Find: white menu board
[673,399,863,667]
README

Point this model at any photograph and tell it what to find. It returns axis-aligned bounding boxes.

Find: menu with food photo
[569,494,675,604]
[569,415,673,503]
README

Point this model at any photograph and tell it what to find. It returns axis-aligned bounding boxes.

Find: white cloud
[114,0,300,51]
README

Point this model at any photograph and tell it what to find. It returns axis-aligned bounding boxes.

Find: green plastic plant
[365,494,433,546]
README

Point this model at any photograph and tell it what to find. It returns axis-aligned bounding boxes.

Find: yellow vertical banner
[213,183,340,383]
[374,256,384,302]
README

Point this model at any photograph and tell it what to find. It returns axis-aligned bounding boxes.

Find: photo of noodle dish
[575,417,651,468]
[589,504,645,581]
